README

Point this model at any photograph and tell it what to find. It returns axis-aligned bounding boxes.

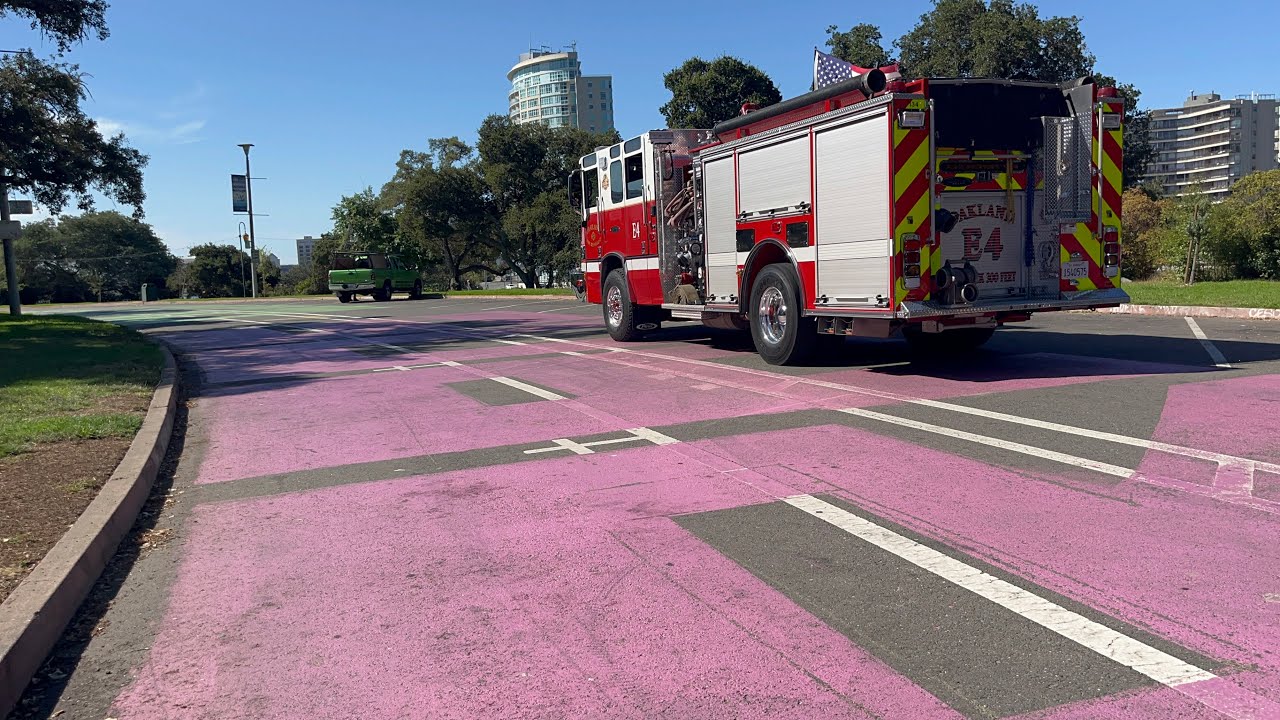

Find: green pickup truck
[328,252,423,302]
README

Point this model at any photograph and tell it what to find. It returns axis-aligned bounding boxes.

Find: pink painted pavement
[113,448,959,720]
[718,425,1280,708]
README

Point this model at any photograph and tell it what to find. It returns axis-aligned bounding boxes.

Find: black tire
[376,280,393,302]
[337,292,352,303]
[748,264,816,366]
[410,279,423,300]
[602,269,644,342]
[903,325,995,355]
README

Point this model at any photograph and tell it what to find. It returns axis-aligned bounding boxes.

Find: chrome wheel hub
[606,286,623,327]
[757,286,788,346]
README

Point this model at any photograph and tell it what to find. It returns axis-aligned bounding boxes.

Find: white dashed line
[1185,317,1232,368]
[838,408,1134,477]
[785,494,1215,686]
[490,376,566,401]
[512,332,1276,475]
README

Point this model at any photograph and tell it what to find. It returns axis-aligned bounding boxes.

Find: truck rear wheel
[376,280,392,302]
[749,264,816,366]
[603,270,645,342]
[337,292,352,303]
[904,326,995,354]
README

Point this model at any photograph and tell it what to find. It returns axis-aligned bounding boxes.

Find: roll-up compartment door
[814,114,891,305]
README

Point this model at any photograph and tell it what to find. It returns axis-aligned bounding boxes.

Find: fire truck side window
[609,160,623,204]
[624,153,644,200]
[582,168,598,211]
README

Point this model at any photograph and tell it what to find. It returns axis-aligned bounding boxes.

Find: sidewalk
[1094,304,1280,321]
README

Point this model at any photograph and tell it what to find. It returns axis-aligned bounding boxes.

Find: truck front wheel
[749,264,816,366]
[603,270,645,342]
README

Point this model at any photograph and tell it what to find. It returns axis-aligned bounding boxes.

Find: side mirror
[661,148,675,181]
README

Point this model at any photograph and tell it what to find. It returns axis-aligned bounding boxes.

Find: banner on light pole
[231,174,248,213]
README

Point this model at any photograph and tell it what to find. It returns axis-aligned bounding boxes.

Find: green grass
[444,288,573,296]
[1122,279,1280,309]
[0,315,162,457]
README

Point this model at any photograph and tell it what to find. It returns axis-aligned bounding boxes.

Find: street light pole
[238,143,258,298]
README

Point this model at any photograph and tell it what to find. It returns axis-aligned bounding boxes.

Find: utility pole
[1,169,19,316]
[238,143,258,298]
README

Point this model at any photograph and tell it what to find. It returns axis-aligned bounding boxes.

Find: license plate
[1061,261,1090,280]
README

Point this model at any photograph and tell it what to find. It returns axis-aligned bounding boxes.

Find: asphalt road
[13,296,1280,720]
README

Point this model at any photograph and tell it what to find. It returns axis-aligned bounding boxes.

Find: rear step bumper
[897,287,1130,319]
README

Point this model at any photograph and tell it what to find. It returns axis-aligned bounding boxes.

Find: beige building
[1142,92,1280,199]
[507,48,614,134]
[296,235,319,268]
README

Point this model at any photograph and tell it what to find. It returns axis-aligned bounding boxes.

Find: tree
[305,233,345,294]
[280,263,311,294]
[895,0,1093,81]
[2,0,146,314]
[475,117,616,288]
[2,211,175,302]
[886,1,1152,187]
[257,250,281,291]
[0,0,109,52]
[1119,188,1173,280]
[659,56,782,129]
[383,138,495,290]
[0,45,146,219]
[185,243,250,298]
[1207,170,1280,279]
[825,24,892,68]
[330,188,404,259]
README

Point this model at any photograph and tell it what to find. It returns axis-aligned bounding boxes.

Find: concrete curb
[1087,303,1280,321]
[0,345,178,718]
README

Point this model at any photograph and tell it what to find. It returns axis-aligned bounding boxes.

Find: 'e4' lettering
[961,227,1004,262]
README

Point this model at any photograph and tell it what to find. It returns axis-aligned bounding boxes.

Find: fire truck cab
[568,70,1129,365]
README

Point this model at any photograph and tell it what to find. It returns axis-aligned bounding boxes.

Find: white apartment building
[1142,92,1279,199]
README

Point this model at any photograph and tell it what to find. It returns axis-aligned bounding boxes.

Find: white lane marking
[1185,317,1232,368]
[523,427,680,455]
[525,436,643,455]
[905,400,1280,476]
[536,305,588,313]
[510,333,1277,474]
[626,426,680,446]
[784,494,1215,687]
[839,408,1133,478]
[548,438,593,455]
[490,376,566,401]
[372,362,443,373]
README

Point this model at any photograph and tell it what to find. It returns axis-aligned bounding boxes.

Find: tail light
[1102,226,1120,277]
[901,233,922,288]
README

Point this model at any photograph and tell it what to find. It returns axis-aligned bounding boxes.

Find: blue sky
[7,0,1277,264]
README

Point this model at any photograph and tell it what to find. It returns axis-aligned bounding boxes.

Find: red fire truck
[568,69,1128,365]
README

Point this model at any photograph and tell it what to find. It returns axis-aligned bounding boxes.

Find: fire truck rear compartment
[925,79,1097,313]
